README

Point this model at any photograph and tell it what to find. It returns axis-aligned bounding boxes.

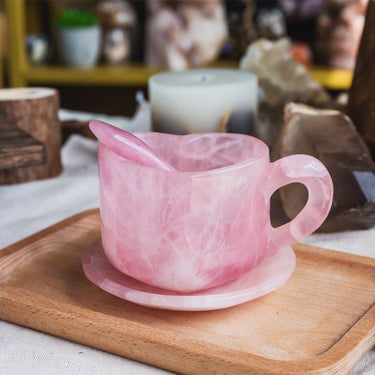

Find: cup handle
[266,154,333,251]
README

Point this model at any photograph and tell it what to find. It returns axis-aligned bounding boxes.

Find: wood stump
[0,87,62,184]
[347,0,375,153]
[0,118,46,170]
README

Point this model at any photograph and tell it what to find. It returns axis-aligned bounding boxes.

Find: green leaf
[57,9,98,28]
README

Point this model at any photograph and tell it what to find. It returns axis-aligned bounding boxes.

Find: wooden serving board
[0,209,375,375]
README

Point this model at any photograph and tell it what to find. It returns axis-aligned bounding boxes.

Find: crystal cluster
[240,38,331,147]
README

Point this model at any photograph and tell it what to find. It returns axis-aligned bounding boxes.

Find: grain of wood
[0,209,374,375]
[0,118,46,169]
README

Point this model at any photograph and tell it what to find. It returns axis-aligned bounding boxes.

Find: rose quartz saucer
[82,240,296,311]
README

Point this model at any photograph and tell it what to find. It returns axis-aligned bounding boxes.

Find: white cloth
[0,135,374,374]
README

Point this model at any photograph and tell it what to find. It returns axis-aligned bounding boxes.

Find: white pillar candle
[148,69,257,134]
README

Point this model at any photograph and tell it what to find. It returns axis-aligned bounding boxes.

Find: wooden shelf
[24,65,163,86]
[5,0,350,91]
[21,59,239,87]
[4,0,239,88]
[308,66,353,91]
[4,0,160,87]
[18,63,351,90]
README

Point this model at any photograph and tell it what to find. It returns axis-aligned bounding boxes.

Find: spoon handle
[89,120,176,171]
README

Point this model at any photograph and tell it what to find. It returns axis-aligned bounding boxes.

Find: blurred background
[0,0,366,116]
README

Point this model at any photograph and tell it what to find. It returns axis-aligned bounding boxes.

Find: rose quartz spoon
[89,120,176,171]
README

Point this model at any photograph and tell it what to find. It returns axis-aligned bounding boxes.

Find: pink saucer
[82,240,296,311]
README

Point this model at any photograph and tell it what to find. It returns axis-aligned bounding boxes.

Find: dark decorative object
[279,0,323,18]
[315,0,368,70]
[274,103,375,232]
[223,0,257,60]
[96,0,137,65]
[347,0,375,156]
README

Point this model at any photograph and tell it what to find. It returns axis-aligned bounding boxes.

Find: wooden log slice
[0,87,62,184]
[0,118,46,170]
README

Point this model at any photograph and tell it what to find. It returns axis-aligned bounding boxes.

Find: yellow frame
[5,0,27,87]
[0,10,2,88]
[4,0,351,90]
[3,0,237,88]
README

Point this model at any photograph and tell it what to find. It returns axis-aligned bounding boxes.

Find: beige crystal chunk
[240,39,331,147]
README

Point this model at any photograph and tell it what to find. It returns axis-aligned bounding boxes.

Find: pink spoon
[89,120,176,171]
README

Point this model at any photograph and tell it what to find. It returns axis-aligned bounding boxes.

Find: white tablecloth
[0,134,374,375]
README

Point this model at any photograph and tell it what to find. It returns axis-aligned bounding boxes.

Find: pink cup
[99,133,333,292]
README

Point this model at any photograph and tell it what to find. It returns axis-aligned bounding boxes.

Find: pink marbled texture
[98,132,333,292]
[82,240,296,311]
[89,120,176,171]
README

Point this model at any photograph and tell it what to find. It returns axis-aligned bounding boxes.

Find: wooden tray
[0,209,374,375]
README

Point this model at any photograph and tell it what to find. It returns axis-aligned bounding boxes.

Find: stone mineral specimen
[273,102,375,232]
[240,38,331,148]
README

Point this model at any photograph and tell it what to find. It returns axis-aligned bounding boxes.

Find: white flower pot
[56,26,101,68]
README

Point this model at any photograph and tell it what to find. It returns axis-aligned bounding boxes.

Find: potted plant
[56,9,101,68]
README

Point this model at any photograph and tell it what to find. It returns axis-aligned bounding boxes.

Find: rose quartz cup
[99,133,333,293]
